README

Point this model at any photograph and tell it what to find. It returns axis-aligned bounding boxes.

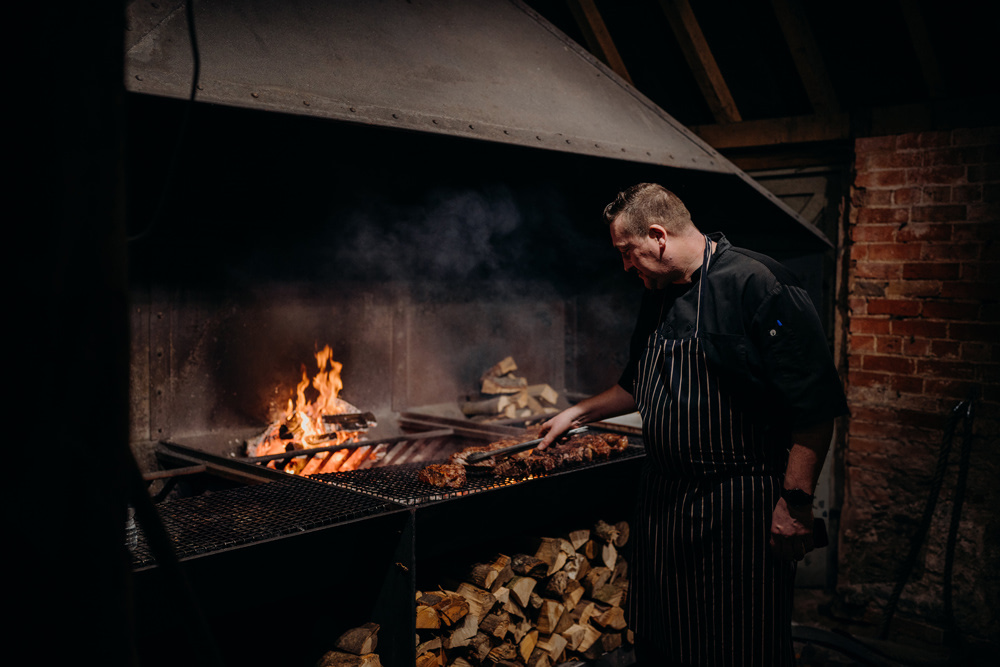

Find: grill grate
[128,479,399,567]
[312,444,646,506]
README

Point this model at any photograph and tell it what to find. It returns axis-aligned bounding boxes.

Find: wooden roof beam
[770,0,839,115]
[657,0,741,124]
[691,113,850,149]
[565,0,634,85]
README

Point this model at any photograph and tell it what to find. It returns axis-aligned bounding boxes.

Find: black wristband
[781,487,815,507]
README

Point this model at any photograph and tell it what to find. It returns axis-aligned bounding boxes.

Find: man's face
[609,214,676,289]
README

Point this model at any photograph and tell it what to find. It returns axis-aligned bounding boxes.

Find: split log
[442,611,479,649]
[493,586,510,607]
[591,605,627,631]
[479,611,510,639]
[543,571,569,597]
[467,562,499,589]
[528,591,544,612]
[593,583,624,608]
[581,540,598,561]
[456,583,497,619]
[510,554,548,578]
[574,624,603,653]
[488,554,515,591]
[570,602,596,627]
[481,374,527,395]
[582,631,622,660]
[506,576,537,608]
[415,638,441,656]
[461,395,513,417]
[433,594,470,627]
[525,384,559,406]
[580,567,612,598]
[450,658,474,667]
[518,629,539,662]
[418,591,446,607]
[415,652,439,667]
[601,542,617,569]
[536,632,568,661]
[508,617,532,644]
[482,356,518,379]
[334,622,379,655]
[560,623,588,651]
[560,578,585,611]
[613,520,630,548]
[533,537,572,575]
[592,520,619,545]
[526,647,552,667]
[315,650,381,667]
[416,605,441,630]
[485,641,518,664]
[610,555,628,584]
[468,633,492,662]
[534,599,565,634]
[566,529,590,551]
[561,552,589,581]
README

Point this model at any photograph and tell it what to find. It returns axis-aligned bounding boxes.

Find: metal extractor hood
[124,0,831,248]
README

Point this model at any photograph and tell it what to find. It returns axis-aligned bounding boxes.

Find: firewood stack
[461,357,561,423]
[414,520,632,666]
[316,623,382,667]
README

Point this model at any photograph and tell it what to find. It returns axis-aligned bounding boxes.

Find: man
[538,183,848,665]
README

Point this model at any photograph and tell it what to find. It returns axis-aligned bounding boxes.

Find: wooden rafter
[565,0,634,85]
[691,113,850,149]
[770,0,839,114]
[657,0,741,124]
[898,0,947,99]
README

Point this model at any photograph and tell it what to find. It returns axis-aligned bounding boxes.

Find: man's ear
[648,224,667,244]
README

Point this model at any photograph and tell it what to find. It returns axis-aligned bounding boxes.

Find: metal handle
[464,426,588,463]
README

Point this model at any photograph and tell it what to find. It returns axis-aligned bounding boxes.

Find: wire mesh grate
[312,444,646,506]
[128,479,400,568]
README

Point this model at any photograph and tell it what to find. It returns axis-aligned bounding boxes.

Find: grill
[312,441,647,506]
[129,478,400,568]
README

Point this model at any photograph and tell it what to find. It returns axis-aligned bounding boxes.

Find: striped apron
[626,237,795,666]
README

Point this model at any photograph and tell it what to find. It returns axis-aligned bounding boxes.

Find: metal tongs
[464,426,589,464]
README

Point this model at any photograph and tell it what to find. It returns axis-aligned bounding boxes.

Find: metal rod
[244,428,454,464]
[143,464,207,481]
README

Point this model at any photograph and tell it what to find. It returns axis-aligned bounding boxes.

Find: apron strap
[693,234,712,337]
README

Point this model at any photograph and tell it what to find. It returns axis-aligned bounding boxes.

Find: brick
[876,336,903,354]
[924,378,981,400]
[853,261,902,279]
[869,244,923,261]
[848,334,876,353]
[895,133,921,150]
[890,319,949,338]
[929,339,961,359]
[940,280,996,300]
[856,136,897,152]
[916,358,978,379]
[906,166,966,185]
[951,221,999,241]
[850,244,869,261]
[848,296,869,315]
[917,131,953,148]
[884,279,942,298]
[911,204,967,222]
[851,280,887,297]
[959,343,995,363]
[858,207,910,224]
[867,298,922,316]
[921,186,953,203]
[920,300,981,320]
[902,337,932,357]
[896,223,952,242]
[863,355,915,374]
[924,148,976,167]
[967,201,1000,222]
[949,321,1000,343]
[869,151,924,169]
[952,184,983,203]
[857,170,907,188]
[901,262,961,280]
[848,370,923,394]
[891,187,921,205]
[851,317,892,335]
[952,126,1000,146]
[920,242,980,262]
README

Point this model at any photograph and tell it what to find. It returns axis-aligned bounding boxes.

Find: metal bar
[245,429,455,464]
[143,464,207,481]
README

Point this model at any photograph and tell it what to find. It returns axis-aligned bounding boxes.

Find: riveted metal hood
[124,0,830,248]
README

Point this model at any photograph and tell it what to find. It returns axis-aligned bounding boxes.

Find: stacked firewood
[461,357,561,422]
[414,520,632,666]
[316,623,382,667]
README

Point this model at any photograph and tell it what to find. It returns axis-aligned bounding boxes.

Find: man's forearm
[783,420,834,494]
[538,385,636,448]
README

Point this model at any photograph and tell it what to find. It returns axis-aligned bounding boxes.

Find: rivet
[135,74,143,81]
[392,113,398,119]
[251,92,259,98]
[566,139,571,144]
[302,100,310,106]
[503,130,510,135]
[196,84,203,90]
[349,107,356,112]
[432,119,438,124]
[469,124,474,129]
[536,135,542,140]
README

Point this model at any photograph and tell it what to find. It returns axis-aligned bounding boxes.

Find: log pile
[461,357,561,423]
[316,623,382,667]
[414,520,632,666]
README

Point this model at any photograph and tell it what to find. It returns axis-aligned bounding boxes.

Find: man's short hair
[603,183,693,237]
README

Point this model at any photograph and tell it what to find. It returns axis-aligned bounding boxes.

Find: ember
[249,345,368,475]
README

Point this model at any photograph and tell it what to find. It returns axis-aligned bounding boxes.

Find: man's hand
[769,497,815,561]
[535,385,637,451]
[536,408,585,450]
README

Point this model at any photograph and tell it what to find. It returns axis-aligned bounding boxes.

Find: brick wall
[840,126,999,645]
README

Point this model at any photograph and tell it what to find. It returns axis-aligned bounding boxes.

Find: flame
[250,345,368,475]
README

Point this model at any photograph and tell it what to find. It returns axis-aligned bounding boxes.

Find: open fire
[249,345,370,475]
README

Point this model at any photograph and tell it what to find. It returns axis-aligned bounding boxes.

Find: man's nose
[622,256,634,272]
